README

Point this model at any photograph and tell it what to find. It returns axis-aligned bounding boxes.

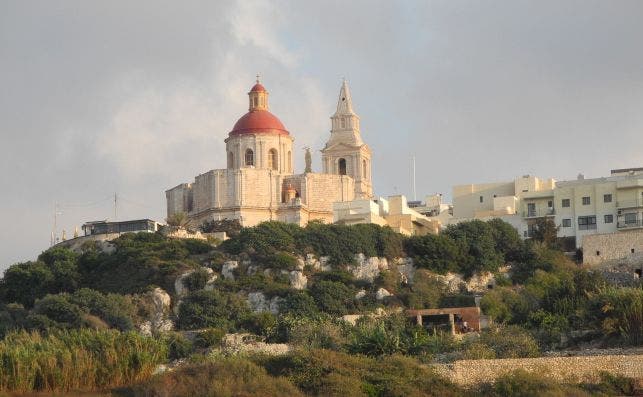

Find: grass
[0,329,167,393]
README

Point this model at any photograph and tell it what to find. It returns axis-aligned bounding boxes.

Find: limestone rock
[222,261,238,280]
[296,257,305,271]
[175,267,218,297]
[139,287,173,336]
[395,258,416,284]
[247,292,282,315]
[319,256,332,271]
[376,288,392,300]
[248,292,270,313]
[355,289,367,300]
[289,271,308,290]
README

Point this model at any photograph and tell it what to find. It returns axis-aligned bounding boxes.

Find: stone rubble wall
[435,354,643,386]
[582,229,643,267]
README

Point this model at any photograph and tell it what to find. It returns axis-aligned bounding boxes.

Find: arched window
[338,158,347,175]
[227,152,234,168]
[245,149,254,166]
[340,118,346,129]
[362,159,367,178]
[268,149,278,170]
[287,151,292,172]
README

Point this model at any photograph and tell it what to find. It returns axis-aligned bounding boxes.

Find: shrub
[275,291,319,318]
[399,269,445,309]
[309,281,355,316]
[588,286,643,345]
[194,328,226,349]
[118,358,303,397]
[166,331,193,360]
[32,294,83,329]
[183,268,209,291]
[239,312,277,337]
[480,325,540,358]
[177,289,250,330]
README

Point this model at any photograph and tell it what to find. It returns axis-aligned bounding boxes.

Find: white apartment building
[451,168,643,249]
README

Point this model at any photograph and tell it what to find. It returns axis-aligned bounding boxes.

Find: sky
[1,0,643,270]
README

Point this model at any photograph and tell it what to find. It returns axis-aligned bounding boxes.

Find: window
[578,215,597,230]
[362,159,367,178]
[527,203,536,217]
[604,214,613,224]
[624,213,638,224]
[582,196,591,205]
[227,152,234,168]
[479,196,484,203]
[245,149,254,166]
[287,151,292,172]
[338,158,347,175]
[562,199,570,208]
[547,200,553,208]
[340,118,346,128]
[562,218,571,227]
[268,149,278,170]
[603,194,612,203]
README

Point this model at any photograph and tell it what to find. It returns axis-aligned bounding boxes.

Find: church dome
[229,109,289,136]
[250,83,266,92]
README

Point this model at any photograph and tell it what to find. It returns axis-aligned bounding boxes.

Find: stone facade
[582,228,643,268]
[166,80,367,229]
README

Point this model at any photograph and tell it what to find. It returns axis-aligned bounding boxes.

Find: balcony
[616,199,643,209]
[522,208,555,218]
[617,219,643,229]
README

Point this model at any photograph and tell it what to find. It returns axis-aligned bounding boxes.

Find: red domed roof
[250,83,266,92]
[229,109,289,136]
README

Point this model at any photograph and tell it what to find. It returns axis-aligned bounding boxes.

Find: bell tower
[321,80,373,198]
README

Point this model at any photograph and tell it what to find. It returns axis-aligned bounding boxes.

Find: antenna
[412,156,417,201]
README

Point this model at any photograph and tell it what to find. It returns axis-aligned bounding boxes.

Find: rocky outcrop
[355,289,367,300]
[222,261,239,280]
[349,254,389,283]
[247,292,282,315]
[174,267,218,297]
[394,258,416,284]
[376,288,392,300]
[304,254,331,272]
[139,287,173,336]
[289,271,308,290]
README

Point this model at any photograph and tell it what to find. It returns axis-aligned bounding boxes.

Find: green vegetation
[0,219,640,395]
[0,329,166,393]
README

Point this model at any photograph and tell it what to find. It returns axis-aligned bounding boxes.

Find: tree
[199,219,242,237]
[487,218,525,262]
[530,218,559,248]
[443,220,503,276]
[166,212,190,228]
[404,234,461,274]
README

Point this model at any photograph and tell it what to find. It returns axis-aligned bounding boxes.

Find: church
[165,79,373,228]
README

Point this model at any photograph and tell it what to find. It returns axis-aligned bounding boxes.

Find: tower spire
[334,79,355,116]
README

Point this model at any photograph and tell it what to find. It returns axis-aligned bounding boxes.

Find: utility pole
[52,203,62,246]
[114,193,118,221]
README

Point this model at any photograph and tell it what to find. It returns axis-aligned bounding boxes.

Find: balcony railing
[616,199,643,208]
[522,208,555,218]
[617,219,642,229]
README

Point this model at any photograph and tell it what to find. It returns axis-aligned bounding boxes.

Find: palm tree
[165,212,190,228]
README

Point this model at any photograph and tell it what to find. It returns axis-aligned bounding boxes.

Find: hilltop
[0,220,640,396]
